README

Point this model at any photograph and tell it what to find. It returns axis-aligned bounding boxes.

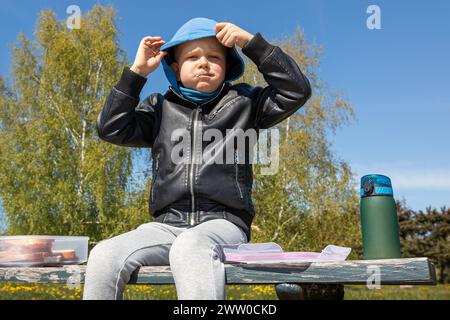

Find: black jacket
[96,33,312,241]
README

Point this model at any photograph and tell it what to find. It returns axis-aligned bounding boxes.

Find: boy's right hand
[130,36,167,77]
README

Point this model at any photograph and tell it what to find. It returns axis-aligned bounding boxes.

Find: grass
[0,283,448,300]
[344,284,450,300]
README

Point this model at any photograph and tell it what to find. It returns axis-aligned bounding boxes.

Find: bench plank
[0,258,436,286]
[225,257,436,285]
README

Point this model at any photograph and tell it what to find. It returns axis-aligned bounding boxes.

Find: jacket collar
[165,82,230,108]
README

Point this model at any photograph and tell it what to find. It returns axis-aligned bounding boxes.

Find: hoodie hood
[160,17,245,96]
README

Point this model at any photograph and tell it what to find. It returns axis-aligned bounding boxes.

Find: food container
[0,236,89,267]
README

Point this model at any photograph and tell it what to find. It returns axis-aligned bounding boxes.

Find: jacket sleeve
[96,66,158,148]
[241,32,312,129]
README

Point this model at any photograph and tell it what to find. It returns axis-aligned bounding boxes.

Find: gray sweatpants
[82,218,248,300]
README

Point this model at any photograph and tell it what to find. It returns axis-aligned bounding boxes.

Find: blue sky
[0,0,449,222]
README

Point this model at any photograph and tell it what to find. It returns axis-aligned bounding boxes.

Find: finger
[222,31,236,47]
[144,38,161,44]
[143,46,162,55]
[221,29,232,43]
[154,42,166,49]
[144,45,164,56]
[216,24,231,42]
[216,22,231,36]
[145,39,165,46]
[151,44,165,52]
[156,51,168,61]
[143,36,162,41]
[160,51,168,57]
[216,29,225,42]
[215,22,227,33]
[146,40,165,46]
[144,40,165,49]
[145,37,164,42]
[224,36,237,47]
[144,38,164,47]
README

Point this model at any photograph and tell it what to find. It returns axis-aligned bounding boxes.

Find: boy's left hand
[215,22,254,48]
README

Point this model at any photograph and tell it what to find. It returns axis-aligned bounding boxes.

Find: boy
[84,17,311,300]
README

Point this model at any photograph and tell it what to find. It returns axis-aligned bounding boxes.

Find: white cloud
[351,162,450,190]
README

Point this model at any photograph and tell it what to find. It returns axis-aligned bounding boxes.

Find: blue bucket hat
[160,17,245,98]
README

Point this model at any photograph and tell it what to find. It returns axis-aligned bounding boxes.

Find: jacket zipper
[209,96,241,119]
[168,86,226,226]
[151,152,160,203]
[234,149,244,199]
[189,108,200,225]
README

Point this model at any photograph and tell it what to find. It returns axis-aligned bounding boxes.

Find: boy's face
[171,37,227,93]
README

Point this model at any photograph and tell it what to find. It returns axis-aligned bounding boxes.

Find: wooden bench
[0,257,436,300]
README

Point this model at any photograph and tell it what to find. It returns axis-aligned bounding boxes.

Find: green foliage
[0,6,150,243]
[398,200,450,283]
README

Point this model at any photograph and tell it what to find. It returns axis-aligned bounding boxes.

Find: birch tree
[0,6,148,243]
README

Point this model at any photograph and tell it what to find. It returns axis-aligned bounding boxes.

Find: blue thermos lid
[360,174,393,198]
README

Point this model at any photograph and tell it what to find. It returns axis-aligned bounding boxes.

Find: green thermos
[360,174,401,259]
